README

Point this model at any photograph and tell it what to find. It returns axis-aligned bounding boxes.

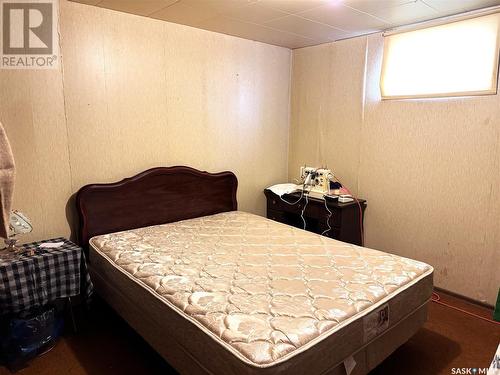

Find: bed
[76,166,433,375]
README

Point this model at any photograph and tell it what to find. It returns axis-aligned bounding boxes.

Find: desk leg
[67,297,77,333]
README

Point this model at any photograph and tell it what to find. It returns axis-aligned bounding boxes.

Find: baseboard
[434,286,494,310]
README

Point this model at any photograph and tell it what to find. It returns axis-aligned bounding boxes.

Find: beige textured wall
[2,0,496,306]
[0,1,291,243]
[290,34,500,306]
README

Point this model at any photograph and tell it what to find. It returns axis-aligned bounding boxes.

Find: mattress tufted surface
[90,211,433,368]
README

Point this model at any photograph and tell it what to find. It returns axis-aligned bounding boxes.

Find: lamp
[0,210,32,260]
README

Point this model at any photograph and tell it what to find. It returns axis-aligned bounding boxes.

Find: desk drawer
[325,208,342,228]
[267,196,305,214]
[268,196,332,220]
[264,189,366,246]
[267,209,287,224]
[322,227,341,240]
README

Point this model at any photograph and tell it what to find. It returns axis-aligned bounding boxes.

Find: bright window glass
[381,13,500,99]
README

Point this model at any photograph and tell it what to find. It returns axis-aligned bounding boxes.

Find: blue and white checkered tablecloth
[0,237,93,315]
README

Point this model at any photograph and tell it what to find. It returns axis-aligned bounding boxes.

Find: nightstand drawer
[267,196,301,212]
[267,195,284,211]
[267,196,320,217]
[267,209,286,223]
[322,228,341,240]
[323,208,342,228]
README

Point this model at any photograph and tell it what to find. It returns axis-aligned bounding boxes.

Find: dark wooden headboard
[76,166,237,248]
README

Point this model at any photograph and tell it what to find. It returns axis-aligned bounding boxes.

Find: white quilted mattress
[89,211,433,369]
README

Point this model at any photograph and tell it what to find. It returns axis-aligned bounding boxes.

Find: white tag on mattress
[363,304,390,343]
[344,356,356,375]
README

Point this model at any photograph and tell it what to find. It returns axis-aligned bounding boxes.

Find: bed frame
[76,166,238,249]
[75,166,431,375]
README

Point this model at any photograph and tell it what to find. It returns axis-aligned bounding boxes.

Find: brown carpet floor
[1,291,499,375]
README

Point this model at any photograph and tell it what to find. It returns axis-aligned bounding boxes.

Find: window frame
[380,13,500,100]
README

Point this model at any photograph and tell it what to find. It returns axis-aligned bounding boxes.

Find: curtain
[0,122,15,239]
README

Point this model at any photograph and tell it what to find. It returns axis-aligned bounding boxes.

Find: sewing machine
[299,167,334,198]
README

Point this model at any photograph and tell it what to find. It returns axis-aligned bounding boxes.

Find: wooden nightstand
[264,189,367,246]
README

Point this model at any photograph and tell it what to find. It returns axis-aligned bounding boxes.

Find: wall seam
[57,3,74,194]
[358,36,369,196]
[286,48,293,181]
[28,78,44,218]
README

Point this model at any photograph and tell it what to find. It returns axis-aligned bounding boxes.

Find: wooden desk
[264,189,367,246]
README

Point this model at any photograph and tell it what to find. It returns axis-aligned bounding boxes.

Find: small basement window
[380,13,500,99]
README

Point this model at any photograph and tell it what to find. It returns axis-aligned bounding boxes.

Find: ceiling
[70,0,500,49]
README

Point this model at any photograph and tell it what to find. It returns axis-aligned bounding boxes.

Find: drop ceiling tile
[299,3,390,33]
[180,0,256,13]
[197,15,263,34]
[223,2,289,23]
[97,0,178,16]
[258,29,320,48]
[258,0,332,14]
[198,16,316,48]
[71,0,500,50]
[422,0,500,13]
[265,15,348,41]
[288,38,326,48]
[360,0,439,25]
[344,0,413,14]
[151,2,221,25]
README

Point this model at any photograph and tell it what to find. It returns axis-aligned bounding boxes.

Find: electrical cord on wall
[431,292,500,325]
[278,181,309,230]
[300,193,309,230]
[279,185,304,206]
[331,175,364,246]
[322,198,333,236]
[280,168,362,234]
